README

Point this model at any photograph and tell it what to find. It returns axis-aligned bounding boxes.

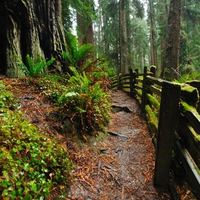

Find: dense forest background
[0,0,200,80]
[62,0,200,79]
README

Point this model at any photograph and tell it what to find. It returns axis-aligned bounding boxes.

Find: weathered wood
[141,67,147,113]
[146,76,164,87]
[154,81,180,189]
[180,85,199,107]
[149,85,162,96]
[186,80,200,114]
[134,85,142,91]
[117,74,122,90]
[150,65,156,77]
[129,68,134,97]
[173,138,200,199]
[187,80,200,92]
[145,104,158,147]
[135,78,143,83]
[180,102,200,134]
[146,93,160,110]
[121,81,130,86]
[177,114,200,168]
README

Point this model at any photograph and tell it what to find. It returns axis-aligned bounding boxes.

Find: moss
[180,84,199,106]
[145,104,158,130]
[194,166,200,175]
[181,101,200,118]
[146,94,160,110]
[181,85,198,93]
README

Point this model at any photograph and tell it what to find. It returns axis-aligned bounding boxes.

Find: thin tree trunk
[160,0,170,78]
[149,0,158,67]
[0,0,66,77]
[77,0,94,46]
[119,0,128,74]
[164,0,182,80]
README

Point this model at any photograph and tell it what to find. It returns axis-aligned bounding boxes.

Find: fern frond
[26,54,35,76]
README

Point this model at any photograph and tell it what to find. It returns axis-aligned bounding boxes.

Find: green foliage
[62,33,93,68]
[174,72,200,83]
[58,66,111,138]
[37,75,67,102]
[0,81,18,109]
[17,54,55,77]
[0,83,74,199]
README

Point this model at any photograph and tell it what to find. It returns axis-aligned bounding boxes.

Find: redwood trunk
[164,0,182,80]
[0,0,67,77]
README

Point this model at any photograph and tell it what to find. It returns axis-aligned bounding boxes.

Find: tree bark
[119,0,128,74]
[0,0,67,78]
[76,0,94,46]
[164,0,182,80]
[159,0,169,78]
[149,0,158,67]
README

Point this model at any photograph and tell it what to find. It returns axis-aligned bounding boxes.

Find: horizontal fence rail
[111,66,200,198]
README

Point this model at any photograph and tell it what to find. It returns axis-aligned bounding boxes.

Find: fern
[174,72,200,83]
[58,66,110,137]
[62,33,93,68]
[17,54,55,77]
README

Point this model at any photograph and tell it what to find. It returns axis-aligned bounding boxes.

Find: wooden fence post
[129,68,134,97]
[117,74,121,90]
[150,65,156,77]
[154,81,181,189]
[141,67,147,113]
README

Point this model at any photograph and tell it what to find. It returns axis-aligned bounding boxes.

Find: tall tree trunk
[77,0,94,45]
[149,0,158,67]
[164,0,182,80]
[159,0,170,78]
[119,0,128,74]
[126,0,131,70]
[0,0,66,78]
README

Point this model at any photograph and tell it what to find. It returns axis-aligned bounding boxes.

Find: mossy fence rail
[111,66,200,198]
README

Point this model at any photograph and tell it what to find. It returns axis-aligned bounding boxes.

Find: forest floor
[1,76,196,200]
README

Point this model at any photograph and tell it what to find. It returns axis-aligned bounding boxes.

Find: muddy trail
[1,77,195,199]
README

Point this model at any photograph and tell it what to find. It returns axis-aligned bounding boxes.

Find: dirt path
[66,90,170,199]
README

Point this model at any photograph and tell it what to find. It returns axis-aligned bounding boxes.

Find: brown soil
[1,76,196,200]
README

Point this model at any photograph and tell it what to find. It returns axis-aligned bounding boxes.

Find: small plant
[0,109,74,199]
[58,66,111,139]
[62,33,93,68]
[17,54,55,77]
[0,81,18,109]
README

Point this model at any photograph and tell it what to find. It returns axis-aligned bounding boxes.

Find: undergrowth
[17,54,55,77]
[0,81,74,199]
[37,60,112,140]
[58,66,111,138]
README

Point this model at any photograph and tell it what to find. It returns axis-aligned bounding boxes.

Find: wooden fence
[111,66,200,198]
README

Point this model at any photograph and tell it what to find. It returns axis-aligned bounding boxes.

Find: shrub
[58,66,111,138]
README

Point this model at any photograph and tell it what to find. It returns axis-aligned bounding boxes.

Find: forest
[0,0,200,199]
